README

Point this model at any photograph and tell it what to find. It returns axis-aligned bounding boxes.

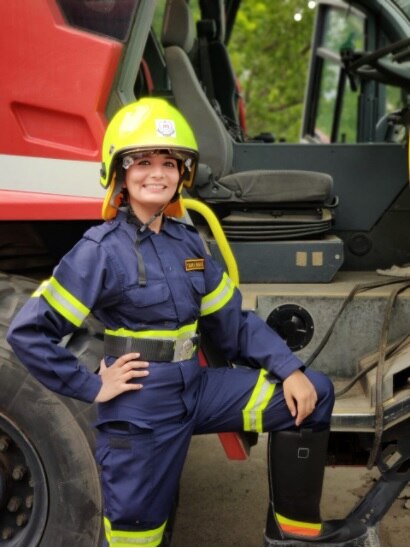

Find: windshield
[57,0,139,41]
[391,0,410,19]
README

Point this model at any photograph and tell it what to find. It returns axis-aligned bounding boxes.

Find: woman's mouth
[143,183,167,190]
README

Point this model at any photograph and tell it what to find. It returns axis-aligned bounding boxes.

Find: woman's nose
[150,162,165,177]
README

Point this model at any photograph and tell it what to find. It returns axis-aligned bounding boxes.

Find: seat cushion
[217,170,333,203]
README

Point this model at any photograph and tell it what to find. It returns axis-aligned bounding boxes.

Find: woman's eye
[137,159,150,166]
[164,161,177,168]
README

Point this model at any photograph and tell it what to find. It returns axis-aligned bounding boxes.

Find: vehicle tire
[0,273,103,546]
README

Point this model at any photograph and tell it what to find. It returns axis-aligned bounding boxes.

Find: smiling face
[124,152,180,224]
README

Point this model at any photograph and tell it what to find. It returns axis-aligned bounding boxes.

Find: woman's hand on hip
[95,353,149,402]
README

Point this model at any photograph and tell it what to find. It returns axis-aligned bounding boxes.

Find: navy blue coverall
[7,209,334,547]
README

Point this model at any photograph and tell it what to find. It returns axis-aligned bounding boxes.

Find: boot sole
[264,526,380,547]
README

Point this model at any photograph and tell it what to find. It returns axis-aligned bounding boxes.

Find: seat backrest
[197,0,241,130]
[161,0,233,179]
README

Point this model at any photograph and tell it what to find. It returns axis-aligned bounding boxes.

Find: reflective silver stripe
[37,277,89,327]
[200,272,235,316]
[109,532,162,546]
[243,370,276,432]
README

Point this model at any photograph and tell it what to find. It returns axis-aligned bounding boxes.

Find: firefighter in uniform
[7,98,367,547]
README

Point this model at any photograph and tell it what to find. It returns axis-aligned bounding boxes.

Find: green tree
[228,0,316,142]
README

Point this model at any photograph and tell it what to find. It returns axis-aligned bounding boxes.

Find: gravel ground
[172,433,409,547]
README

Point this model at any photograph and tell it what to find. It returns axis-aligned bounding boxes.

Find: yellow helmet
[100,98,199,220]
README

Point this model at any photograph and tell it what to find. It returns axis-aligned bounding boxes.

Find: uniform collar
[160,217,185,240]
[116,208,184,241]
[116,209,147,242]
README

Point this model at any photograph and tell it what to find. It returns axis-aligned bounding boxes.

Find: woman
[7,98,366,547]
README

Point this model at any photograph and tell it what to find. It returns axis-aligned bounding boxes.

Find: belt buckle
[173,338,194,361]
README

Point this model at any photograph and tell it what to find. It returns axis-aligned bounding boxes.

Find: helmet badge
[156,119,176,138]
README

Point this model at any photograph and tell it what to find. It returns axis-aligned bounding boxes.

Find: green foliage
[228,0,316,142]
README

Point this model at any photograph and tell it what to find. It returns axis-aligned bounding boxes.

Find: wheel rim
[0,413,48,546]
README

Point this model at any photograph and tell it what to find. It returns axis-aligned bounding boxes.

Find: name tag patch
[185,258,205,271]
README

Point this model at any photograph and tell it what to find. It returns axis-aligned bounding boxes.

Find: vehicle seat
[196,0,243,138]
[161,0,334,242]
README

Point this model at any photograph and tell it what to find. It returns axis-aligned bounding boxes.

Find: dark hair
[119,187,129,206]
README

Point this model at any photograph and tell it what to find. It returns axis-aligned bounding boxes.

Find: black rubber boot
[264,429,369,546]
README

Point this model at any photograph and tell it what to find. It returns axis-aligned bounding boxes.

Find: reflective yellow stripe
[276,512,322,536]
[242,369,276,432]
[200,272,235,316]
[32,280,48,297]
[104,517,166,547]
[105,321,198,339]
[34,277,89,327]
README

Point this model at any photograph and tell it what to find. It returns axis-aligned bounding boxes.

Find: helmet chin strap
[126,202,166,231]
[126,204,167,288]
[137,205,166,233]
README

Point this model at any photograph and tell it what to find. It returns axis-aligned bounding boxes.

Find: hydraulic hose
[183,198,239,286]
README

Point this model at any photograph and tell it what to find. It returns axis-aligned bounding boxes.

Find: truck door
[299,0,410,270]
[231,0,409,272]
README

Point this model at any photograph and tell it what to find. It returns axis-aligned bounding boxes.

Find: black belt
[104,334,200,362]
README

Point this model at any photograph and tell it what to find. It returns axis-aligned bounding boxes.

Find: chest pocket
[185,274,206,316]
[189,275,206,297]
[122,281,175,324]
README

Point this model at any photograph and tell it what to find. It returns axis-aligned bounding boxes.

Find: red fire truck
[0,0,409,545]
